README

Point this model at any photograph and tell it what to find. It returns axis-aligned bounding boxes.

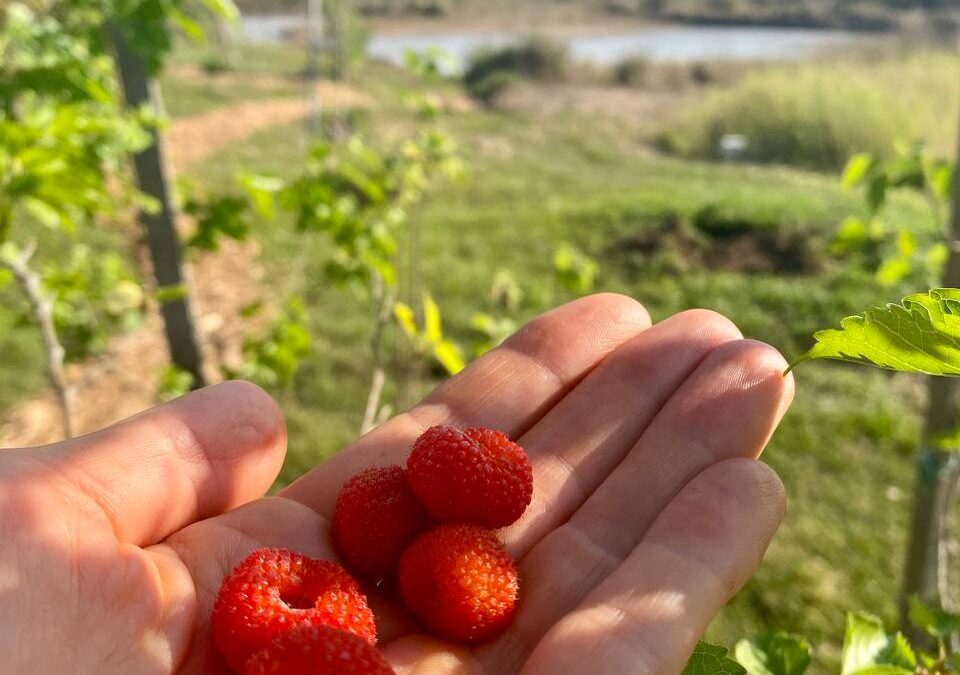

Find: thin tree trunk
[361,274,393,434]
[1,243,73,439]
[111,28,206,389]
[901,111,960,633]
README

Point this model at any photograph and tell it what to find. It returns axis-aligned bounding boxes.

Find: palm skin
[0,294,793,675]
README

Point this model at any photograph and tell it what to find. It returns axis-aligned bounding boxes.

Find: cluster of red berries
[212,425,534,674]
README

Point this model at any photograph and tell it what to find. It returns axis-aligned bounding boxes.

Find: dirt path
[0,82,366,448]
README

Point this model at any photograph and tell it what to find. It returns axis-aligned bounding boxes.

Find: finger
[488,341,791,669]
[519,459,786,675]
[20,381,286,546]
[504,309,743,555]
[281,293,651,513]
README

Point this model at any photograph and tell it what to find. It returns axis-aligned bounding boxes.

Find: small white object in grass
[719,134,748,160]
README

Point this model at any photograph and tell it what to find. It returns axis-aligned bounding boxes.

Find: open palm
[0,294,792,675]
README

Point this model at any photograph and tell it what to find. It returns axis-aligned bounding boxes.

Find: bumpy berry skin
[213,548,377,674]
[243,625,396,675]
[333,466,430,580]
[398,524,519,643]
[407,425,533,528]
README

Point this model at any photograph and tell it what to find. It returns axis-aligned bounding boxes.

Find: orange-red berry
[244,625,395,675]
[408,425,533,528]
[398,524,519,643]
[333,466,430,580]
[213,548,376,673]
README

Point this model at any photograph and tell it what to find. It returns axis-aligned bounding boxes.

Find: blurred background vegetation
[1,0,959,671]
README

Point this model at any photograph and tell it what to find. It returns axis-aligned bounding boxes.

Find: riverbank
[235,0,959,36]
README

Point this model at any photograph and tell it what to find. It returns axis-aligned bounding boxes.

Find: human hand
[0,294,792,674]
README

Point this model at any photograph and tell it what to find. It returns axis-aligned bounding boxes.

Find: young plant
[836,144,953,287]
[0,4,152,436]
[244,131,462,433]
[690,598,960,674]
[834,131,960,627]
[225,297,312,393]
[554,241,599,296]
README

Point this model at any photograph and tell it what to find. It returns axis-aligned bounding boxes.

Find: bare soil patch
[607,214,823,275]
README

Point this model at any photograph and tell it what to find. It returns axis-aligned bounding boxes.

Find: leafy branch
[690,598,960,674]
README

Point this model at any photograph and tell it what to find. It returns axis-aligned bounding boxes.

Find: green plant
[157,364,195,401]
[225,297,312,391]
[0,3,156,436]
[835,144,953,287]
[463,36,568,103]
[660,54,958,170]
[554,242,598,296]
[691,598,960,674]
[613,56,650,88]
[244,130,463,431]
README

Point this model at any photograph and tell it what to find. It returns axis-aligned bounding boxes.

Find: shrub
[659,52,959,170]
[613,56,650,87]
[463,36,568,102]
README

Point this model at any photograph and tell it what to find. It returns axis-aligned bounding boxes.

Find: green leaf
[168,7,206,44]
[843,153,874,190]
[894,230,915,258]
[789,289,960,376]
[239,172,283,220]
[831,216,872,254]
[929,162,953,201]
[200,0,241,21]
[867,174,888,216]
[907,595,960,639]
[926,243,948,276]
[875,256,911,286]
[683,641,747,675]
[394,302,418,339]
[157,365,195,402]
[841,613,915,675]
[735,631,812,675]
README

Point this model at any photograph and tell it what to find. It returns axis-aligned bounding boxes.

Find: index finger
[281,293,651,515]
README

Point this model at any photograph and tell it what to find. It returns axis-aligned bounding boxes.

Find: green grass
[661,51,960,169]
[160,42,313,118]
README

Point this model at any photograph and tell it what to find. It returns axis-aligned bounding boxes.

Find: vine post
[902,110,960,634]
[111,28,207,389]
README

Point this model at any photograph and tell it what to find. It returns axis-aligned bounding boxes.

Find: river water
[241,14,872,67]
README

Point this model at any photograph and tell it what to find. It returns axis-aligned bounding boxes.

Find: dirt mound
[608,213,822,275]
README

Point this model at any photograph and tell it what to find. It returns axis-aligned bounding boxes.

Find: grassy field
[2,37,953,672]
[661,51,960,169]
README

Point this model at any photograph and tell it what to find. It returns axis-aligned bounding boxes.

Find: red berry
[213,548,377,674]
[398,524,519,643]
[333,466,430,580]
[244,625,395,675]
[407,425,533,527]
